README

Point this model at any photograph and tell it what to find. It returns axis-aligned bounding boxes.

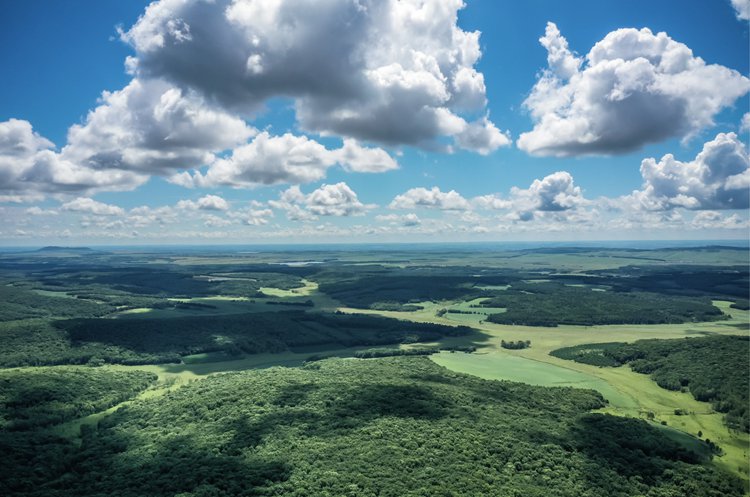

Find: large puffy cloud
[0,77,256,197]
[389,186,470,210]
[474,171,588,221]
[731,0,750,20]
[122,0,509,154]
[2,0,501,201]
[170,131,398,188]
[1,76,397,198]
[270,182,372,219]
[518,23,749,156]
[0,118,54,159]
[625,132,749,210]
[63,78,255,173]
[306,182,371,216]
[0,119,148,197]
[512,171,587,213]
[335,139,399,173]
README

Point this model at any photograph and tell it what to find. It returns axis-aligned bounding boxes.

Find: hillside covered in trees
[2,357,743,497]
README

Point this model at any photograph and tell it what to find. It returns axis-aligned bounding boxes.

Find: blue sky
[0,0,748,244]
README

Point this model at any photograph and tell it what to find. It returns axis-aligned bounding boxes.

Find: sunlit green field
[259,278,318,297]
[431,351,636,408]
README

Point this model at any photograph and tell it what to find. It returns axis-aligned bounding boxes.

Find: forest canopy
[2,357,743,497]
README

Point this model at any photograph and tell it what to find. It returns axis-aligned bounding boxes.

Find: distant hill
[35,246,94,253]
[30,246,108,256]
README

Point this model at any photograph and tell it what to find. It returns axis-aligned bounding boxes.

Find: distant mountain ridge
[35,246,95,253]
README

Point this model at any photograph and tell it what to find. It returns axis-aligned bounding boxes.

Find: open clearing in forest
[259,278,318,297]
[431,350,635,408]
[30,289,80,299]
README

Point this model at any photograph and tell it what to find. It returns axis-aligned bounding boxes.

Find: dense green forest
[27,267,295,297]
[551,336,750,432]
[318,274,491,309]
[317,271,733,327]
[0,312,471,368]
[2,357,742,497]
[0,366,158,496]
[0,319,182,368]
[483,283,726,326]
[0,312,467,366]
[0,367,156,430]
[586,265,749,300]
[0,286,114,321]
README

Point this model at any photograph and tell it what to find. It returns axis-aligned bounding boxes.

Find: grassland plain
[339,300,750,484]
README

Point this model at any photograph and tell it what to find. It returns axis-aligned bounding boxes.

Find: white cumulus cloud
[306,182,372,217]
[177,194,230,211]
[243,208,274,226]
[0,119,147,197]
[624,132,749,210]
[170,132,398,188]
[474,171,588,221]
[270,182,372,219]
[691,210,749,229]
[335,139,399,173]
[740,112,750,133]
[518,22,750,156]
[122,0,510,154]
[64,78,255,174]
[731,0,750,20]
[61,197,125,216]
[25,206,58,216]
[390,186,470,210]
[375,213,421,226]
